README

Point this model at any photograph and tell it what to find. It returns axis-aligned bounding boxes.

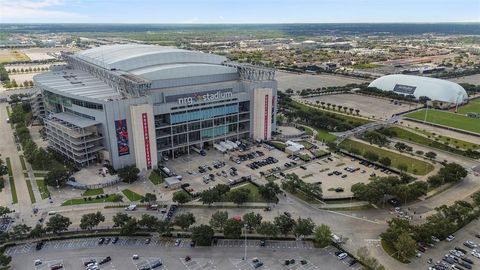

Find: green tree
[258,181,281,201]
[379,157,391,166]
[229,188,250,205]
[398,164,408,172]
[243,212,263,231]
[394,232,417,261]
[138,214,158,230]
[364,151,379,162]
[144,193,157,203]
[79,211,105,231]
[223,218,244,239]
[257,221,279,239]
[274,215,295,236]
[46,214,72,234]
[209,211,228,231]
[120,218,138,236]
[155,220,173,235]
[10,224,31,237]
[200,189,220,205]
[113,212,132,227]
[313,224,333,248]
[425,151,437,159]
[117,165,140,183]
[172,191,190,204]
[472,191,480,207]
[0,206,12,217]
[191,225,215,246]
[0,252,11,267]
[293,217,315,238]
[174,212,196,231]
[44,167,69,187]
[29,224,46,238]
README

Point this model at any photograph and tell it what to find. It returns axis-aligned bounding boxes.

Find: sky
[0,0,479,24]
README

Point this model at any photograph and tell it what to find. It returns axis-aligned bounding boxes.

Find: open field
[304,93,417,119]
[404,109,480,134]
[36,179,49,199]
[456,99,480,114]
[315,128,337,143]
[402,126,479,150]
[21,47,79,61]
[339,139,435,175]
[0,49,30,63]
[149,170,164,185]
[448,74,480,85]
[276,71,368,91]
[82,188,104,196]
[122,189,144,201]
[62,194,123,206]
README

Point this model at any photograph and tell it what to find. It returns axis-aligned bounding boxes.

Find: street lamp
[243,224,248,260]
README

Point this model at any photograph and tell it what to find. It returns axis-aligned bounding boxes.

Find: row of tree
[381,191,480,261]
[0,206,336,249]
[3,79,34,88]
[351,174,426,204]
[312,100,361,116]
[282,173,322,200]
[7,66,49,73]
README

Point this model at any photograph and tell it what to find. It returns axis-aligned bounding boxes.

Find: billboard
[114,119,130,156]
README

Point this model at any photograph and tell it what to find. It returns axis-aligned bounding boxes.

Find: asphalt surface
[9,237,358,270]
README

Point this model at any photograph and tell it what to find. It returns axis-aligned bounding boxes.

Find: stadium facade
[369,74,468,108]
[32,44,277,170]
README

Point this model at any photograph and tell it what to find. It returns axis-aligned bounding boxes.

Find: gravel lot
[276,71,369,91]
[303,94,417,119]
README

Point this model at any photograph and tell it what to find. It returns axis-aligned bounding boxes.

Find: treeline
[9,104,74,187]
[0,205,337,249]
[282,173,322,200]
[356,87,417,102]
[381,191,480,262]
[6,66,49,74]
[351,162,467,203]
[278,92,364,132]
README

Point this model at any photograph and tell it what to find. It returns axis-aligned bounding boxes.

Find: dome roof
[368,74,468,103]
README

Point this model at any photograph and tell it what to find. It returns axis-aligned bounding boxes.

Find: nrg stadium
[31,44,277,170]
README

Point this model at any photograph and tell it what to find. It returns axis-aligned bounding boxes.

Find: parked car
[337,253,348,260]
[99,256,111,265]
[447,235,455,242]
[112,237,119,244]
[98,238,105,245]
[84,259,96,266]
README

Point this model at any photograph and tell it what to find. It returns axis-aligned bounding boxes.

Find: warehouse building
[369,74,468,108]
[32,44,277,170]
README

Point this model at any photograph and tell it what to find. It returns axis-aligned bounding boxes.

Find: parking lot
[9,236,358,270]
[285,154,391,198]
[162,143,295,195]
[303,94,416,119]
[410,218,480,270]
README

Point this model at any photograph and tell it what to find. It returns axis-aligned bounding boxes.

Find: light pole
[243,224,248,260]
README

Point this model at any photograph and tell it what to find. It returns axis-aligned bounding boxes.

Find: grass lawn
[36,179,49,199]
[405,109,480,134]
[19,155,27,171]
[34,172,47,177]
[315,128,337,143]
[25,180,36,204]
[298,140,314,149]
[149,171,164,185]
[339,139,434,175]
[268,141,286,151]
[313,150,329,158]
[5,157,17,204]
[82,188,104,196]
[62,194,123,206]
[222,183,266,203]
[457,99,480,114]
[300,126,314,136]
[265,175,278,181]
[290,190,322,204]
[407,127,478,150]
[122,189,144,201]
[0,50,30,63]
[387,126,471,154]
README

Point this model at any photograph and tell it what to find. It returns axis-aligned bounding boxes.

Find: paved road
[0,102,32,214]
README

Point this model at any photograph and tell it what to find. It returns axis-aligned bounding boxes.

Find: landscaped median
[404,108,480,134]
[122,189,144,202]
[62,193,123,206]
[339,139,434,175]
[5,157,18,204]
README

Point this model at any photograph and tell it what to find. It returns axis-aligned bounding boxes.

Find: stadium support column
[130,104,158,170]
[252,88,273,141]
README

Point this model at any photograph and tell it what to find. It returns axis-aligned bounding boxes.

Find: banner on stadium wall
[114,119,130,156]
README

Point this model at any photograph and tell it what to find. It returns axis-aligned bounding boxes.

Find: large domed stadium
[368,74,468,107]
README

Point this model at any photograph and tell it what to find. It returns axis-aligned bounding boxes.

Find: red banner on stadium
[264,95,269,139]
[142,113,152,169]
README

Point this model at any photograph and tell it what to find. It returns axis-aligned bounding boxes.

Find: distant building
[368,74,468,108]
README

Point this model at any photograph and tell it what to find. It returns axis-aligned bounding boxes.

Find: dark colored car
[35,241,44,251]
[461,257,474,265]
[112,237,119,244]
[260,240,265,247]
[348,259,357,266]
[98,237,105,245]
[99,256,111,265]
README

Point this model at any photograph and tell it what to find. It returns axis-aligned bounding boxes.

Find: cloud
[0,0,85,20]
[181,17,199,24]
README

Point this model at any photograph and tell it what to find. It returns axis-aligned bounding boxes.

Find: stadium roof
[75,44,235,76]
[369,74,468,104]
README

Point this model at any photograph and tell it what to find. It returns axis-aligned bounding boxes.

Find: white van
[47,211,56,215]
[124,205,137,211]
